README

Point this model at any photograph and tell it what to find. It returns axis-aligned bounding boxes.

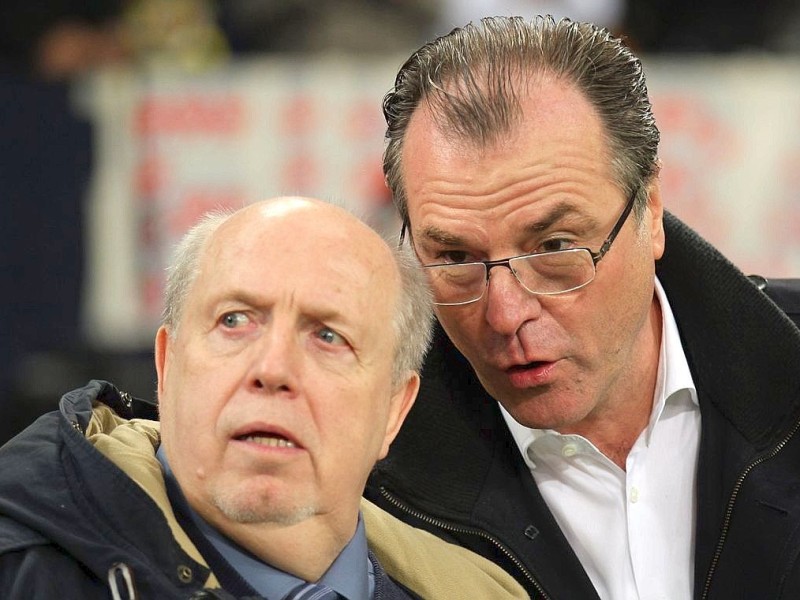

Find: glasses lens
[511,249,595,294]
[425,262,486,305]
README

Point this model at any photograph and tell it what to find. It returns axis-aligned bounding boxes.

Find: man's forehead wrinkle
[210,286,360,331]
[188,200,398,342]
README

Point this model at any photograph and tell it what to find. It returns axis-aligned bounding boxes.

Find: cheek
[319,382,392,459]
[588,249,654,349]
[620,233,657,312]
[435,306,483,347]
[160,358,223,448]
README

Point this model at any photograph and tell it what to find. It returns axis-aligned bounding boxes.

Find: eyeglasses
[402,191,637,306]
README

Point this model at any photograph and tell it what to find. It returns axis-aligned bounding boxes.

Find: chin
[210,483,317,526]
[215,496,317,526]
[501,391,583,430]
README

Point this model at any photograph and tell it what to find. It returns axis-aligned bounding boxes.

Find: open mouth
[235,432,298,449]
[505,360,557,388]
[508,361,548,373]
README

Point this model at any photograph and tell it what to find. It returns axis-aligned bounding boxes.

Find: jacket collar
[657,212,800,449]
[0,380,212,592]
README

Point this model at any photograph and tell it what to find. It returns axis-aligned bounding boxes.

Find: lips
[508,361,547,372]
[505,360,557,388]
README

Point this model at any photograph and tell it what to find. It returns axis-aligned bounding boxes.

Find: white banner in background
[84,55,800,348]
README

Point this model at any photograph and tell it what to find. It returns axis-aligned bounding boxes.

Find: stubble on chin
[210,478,318,526]
[210,485,317,527]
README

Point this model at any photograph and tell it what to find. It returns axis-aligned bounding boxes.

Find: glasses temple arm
[592,190,637,263]
[398,219,408,247]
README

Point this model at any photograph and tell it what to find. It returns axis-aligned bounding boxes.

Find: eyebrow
[419,224,465,247]
[418,201,599,246]
[522,201,598,234]
[212,290,265,310]
[211,289,350,327]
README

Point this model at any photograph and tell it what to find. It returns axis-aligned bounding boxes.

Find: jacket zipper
[378,486,551,599]
[700,415,800,599]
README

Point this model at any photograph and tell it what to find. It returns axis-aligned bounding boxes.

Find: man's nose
[483,265,542,336]
[248,327,299,395]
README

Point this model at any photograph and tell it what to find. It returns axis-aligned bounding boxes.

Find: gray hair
[383,15,660,223]
[162,209,234,336]
[389,243,434,385]
[161,206,433,387]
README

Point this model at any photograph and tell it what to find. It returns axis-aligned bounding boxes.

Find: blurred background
[2,0,800,444]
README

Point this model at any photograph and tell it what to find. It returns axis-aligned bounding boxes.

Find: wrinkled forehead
[196,205,401,311]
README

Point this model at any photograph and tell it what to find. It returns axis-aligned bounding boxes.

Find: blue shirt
[157,446,373,599]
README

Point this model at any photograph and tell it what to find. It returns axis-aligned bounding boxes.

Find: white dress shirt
[501,278,700,600]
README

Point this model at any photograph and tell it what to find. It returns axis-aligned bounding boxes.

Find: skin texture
[402,78,665,468]
[155,197,419,580]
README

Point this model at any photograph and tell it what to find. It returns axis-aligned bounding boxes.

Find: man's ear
[154,326,171,403]
[378,372,420,460]
[646,179,665,260]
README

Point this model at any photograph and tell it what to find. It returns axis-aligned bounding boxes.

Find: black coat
[366,213,800,599]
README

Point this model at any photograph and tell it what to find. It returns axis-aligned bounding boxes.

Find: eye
[220,311,249,328]
[316,326,347,346]
[539,237,574,253]
[435,250,472,264]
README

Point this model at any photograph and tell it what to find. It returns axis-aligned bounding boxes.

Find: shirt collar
[654,276,697,406]
[500,276,697,469]
[156,446,371,600]
[644,277,698,441]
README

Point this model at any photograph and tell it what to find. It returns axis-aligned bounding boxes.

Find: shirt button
[630,486,640,503]
[562,443,578,457]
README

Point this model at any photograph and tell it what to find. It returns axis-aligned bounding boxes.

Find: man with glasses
[418,190,636,306]
[366,15,800,600]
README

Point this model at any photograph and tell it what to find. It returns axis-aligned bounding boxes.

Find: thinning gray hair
[389,243,434,384]
[162,208,233,336]
[383,15,660,223]
[161,206,433,387]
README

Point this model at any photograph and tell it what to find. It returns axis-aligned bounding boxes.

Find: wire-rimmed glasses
[405,191,637,306]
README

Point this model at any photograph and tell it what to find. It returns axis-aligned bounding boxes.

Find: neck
[559,296,663,470]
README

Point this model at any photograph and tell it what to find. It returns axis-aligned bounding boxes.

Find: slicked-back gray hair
[383,15,660,223]
[161,205,434,388]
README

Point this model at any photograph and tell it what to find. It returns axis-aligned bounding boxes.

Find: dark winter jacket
[366,213,800,599]
[0,381,527,599]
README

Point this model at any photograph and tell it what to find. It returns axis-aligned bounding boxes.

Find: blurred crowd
[2,0,799,80]
[2,0,800,443]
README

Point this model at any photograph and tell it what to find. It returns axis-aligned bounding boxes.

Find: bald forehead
[200,198,401,300]
[222,198,381,242]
